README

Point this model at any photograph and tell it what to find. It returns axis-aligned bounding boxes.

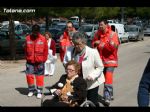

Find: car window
[94,26,98,30]
[21,25,28,30]
[147,26,150,28]
[126,27,138,32]
[1,25,9,30]
[0,32,9,39]
[15,25,22,31]
[79,26,93,32]
[111,25,116,32]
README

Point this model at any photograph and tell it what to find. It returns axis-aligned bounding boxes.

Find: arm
[49,74,67,90]
[43,38,48,62]
[99,32,120,53]
[50,39,56,56]
[91,31,100,48]
[63,49,68,66]
[63,46,73,66]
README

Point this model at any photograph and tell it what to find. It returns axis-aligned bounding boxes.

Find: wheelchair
[41,92,97,107]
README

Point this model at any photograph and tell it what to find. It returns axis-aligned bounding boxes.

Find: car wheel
[126,37,129,43]
[119,38,122,44]
[141,37,144,41]
[136,36,139,41]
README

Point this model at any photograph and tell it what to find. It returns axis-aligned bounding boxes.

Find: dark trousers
[42,97,70,107]
[87,86,99,106]
[137,72,150,107]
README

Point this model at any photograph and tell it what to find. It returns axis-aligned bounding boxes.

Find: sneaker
[27,92,34,97]
[37,93,42,99]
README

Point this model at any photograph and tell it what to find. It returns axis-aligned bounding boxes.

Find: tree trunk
[9,14,16,60]
[45,15,49,31]
[79,8,82,27]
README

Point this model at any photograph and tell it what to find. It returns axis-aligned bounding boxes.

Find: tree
[9,13,16,60]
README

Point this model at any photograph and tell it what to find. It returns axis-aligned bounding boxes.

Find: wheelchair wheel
[41,94,55,107]
[80,100,96,107]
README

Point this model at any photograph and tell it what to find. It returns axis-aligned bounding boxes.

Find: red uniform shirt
[25,33,48,63]
[92,26,120,67]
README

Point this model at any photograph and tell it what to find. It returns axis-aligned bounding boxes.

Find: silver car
[125,25,144,41]
[78,24,99,40]
[144,25,150,36]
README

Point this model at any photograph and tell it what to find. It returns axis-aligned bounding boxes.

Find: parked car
[0,23,31,36]
[49,28,62,42]
[107,20,115,23]
[1,21,20,26]
[54,30,64,52]
[143,25,150,36]
[0,31,26,54]
[78,24,99,40]
[133,20,144,30]
[125,25,144,41]
[108,23,129,43]
[54,22,66,32]
[50,21,60,28]
[38,23,46,29]
[69,16,79,23]
[73,22,79,30]
[40,27,46,35]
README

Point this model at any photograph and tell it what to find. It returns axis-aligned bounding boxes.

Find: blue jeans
[137,72,150,107]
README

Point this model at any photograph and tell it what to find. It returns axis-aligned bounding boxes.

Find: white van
[108,23,129,43]
[69,16,79,22]
[1,21,20,26]
[107,20,115,23]
[51,18,60,23]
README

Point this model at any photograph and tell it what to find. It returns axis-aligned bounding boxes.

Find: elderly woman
[63,32,105,106]
[44,31,57,76]
[43,60,87,107]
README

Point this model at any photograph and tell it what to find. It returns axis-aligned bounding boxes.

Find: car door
[90,25,98,40]
[0,31,10,53]
[15,24,23,35]
[21,24,31,35]
[15,34,25,53]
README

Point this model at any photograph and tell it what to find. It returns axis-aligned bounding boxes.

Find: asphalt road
[0,36,150,107]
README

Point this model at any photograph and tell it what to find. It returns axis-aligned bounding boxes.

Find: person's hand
[61,95,69,102]
[86,76,93,81]
[55,89,62,96]
[94,40,100,48]
[94,40,100,45]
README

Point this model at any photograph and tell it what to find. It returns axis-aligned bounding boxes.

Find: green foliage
[1,7,150,22]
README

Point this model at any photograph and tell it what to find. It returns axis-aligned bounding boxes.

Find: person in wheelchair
[42,60,87,107]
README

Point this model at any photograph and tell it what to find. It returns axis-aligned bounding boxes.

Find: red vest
[92,27,120,67]
[25,33,48,63]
